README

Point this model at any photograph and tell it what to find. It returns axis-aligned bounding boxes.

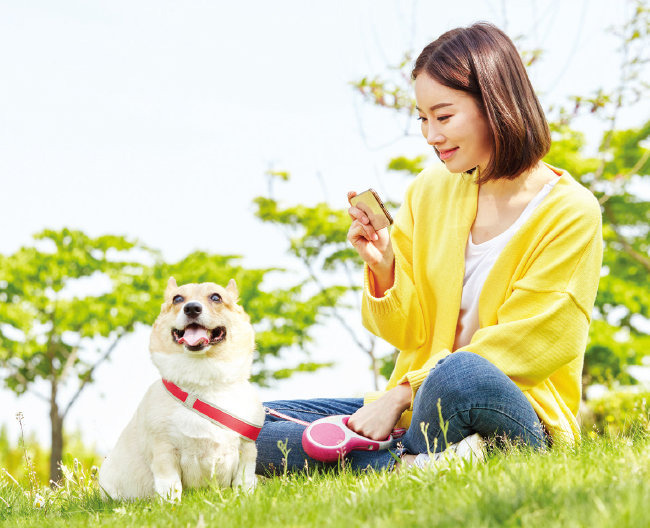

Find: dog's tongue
[179,326,209,346]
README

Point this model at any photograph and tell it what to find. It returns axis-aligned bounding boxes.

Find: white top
[453,176,561,351]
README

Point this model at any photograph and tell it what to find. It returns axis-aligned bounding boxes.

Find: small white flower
[33,493,45,509]
[170,481,183,503]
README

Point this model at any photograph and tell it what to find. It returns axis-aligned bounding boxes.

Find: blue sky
[1,0,648,451]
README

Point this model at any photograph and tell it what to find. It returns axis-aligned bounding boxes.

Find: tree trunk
[50,379,63,484]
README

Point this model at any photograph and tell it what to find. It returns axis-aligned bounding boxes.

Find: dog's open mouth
[172,324,227,351]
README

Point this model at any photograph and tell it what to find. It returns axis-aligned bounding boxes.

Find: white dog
[99,278,265,501]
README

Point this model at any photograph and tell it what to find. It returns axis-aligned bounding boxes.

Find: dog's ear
[165,277,178,298]
[226,279,239,301]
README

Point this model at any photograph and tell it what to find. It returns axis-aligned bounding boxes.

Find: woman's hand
[346,383,412,440]
[347,191,395,295]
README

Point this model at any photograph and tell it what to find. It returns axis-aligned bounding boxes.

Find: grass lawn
[1,434,648,528]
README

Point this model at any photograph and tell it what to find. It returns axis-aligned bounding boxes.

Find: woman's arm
[345,183,427,438]
[351,180,428,352]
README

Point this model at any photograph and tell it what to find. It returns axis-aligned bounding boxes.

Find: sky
[1,0,649,453]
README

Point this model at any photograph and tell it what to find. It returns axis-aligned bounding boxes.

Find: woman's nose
[426,127,444,146]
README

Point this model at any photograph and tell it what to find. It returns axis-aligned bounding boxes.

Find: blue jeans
[255,351,547,475]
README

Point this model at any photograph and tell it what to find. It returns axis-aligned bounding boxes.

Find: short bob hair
[412,22,551,184]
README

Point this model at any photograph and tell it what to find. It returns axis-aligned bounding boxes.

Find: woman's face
[414,73,493,174]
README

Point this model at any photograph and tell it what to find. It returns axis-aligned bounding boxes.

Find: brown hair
[412,22,550,184]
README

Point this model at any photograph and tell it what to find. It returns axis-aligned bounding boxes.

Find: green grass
[1,434,649,528]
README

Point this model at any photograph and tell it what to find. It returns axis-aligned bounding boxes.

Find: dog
[98,277,265,501]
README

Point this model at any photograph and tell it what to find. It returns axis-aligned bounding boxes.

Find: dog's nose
[183,302,203,317]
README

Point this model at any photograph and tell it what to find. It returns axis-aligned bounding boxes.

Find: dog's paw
[233,473,257,493]
[155,477,183,503]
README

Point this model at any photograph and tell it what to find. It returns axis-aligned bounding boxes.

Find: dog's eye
[210,293,222,303]
[173,295,184,304]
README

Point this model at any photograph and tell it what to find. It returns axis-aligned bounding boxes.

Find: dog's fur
[98,278,264,501]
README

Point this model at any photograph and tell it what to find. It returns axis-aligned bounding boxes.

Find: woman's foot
[399,433,486,470]
[399,453,418,468]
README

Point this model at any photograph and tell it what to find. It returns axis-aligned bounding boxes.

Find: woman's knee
[436,350,491,373]
[419,351,506,404]
[413,352,546,447]
[423,350,489,383]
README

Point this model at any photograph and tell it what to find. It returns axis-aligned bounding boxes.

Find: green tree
[545,121,650,387]
[0,229,155,482]
[545,1,650,386]
[0,229,332,483]
[254,170,404,390]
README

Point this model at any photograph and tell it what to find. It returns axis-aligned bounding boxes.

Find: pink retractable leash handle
[301,415,405,463]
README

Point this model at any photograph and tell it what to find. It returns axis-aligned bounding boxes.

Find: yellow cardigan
[362,163,603,444]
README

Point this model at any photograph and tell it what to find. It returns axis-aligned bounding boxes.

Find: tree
[544,1,650,387]
[254,169,406,390]
[0,229,155,482]
[0,229,332,482]
[545,120,650,387]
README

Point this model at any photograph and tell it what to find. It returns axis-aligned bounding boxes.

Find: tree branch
[304,258,372,353]
[626,149,650,178]
[59,347,78,385]
[590,13,636,187]
[598,148,650,206]
[342,259,362,314]
[301,257,382,388]
[27,389,50,403]
[61,335,124,419]
[602,203,650,273]
[273,205,382,387]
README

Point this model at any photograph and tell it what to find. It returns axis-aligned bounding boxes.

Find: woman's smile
[437,147,459,160]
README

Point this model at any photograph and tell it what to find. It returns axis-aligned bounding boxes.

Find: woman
[255,22,602,474]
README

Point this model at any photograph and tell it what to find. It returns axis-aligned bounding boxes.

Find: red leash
[162,379,263,442]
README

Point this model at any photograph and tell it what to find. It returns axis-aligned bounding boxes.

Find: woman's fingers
[347,221,366,246]
[347,190,388,263]
[348,205,370,225]
[348,202,376,240]
[347,192,370,224]
[348,217,378,243]
[347,403,394,440]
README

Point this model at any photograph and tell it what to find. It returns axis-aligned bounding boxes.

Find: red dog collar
[162,379,263,442]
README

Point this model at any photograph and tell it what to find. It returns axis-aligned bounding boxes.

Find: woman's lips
[438,147,459,161]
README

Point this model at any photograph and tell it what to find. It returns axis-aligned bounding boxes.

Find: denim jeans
[255,351,547,475]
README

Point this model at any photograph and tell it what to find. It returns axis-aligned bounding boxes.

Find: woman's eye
[417,116,427,122]
[437,115,451,122]
[173,295,184,304]
[210,293,222,303]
